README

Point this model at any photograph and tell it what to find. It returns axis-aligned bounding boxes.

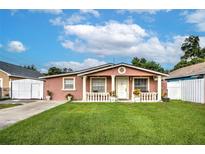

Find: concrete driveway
[0,100,66,129]
[0,99,36,104]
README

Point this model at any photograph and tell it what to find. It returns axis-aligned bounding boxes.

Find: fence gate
[12,79,43,99]
[167,80,181,99]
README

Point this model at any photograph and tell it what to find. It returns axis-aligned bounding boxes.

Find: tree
[24,64,37,71]
[62,68,73,73]
[132,57,167,73]
[173,58,205,70]
[172,36,205,70]
[47,67,62,75]
[181,35,201,61]
[45,67,73,75]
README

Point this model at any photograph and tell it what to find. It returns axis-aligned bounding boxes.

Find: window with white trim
[134,78,148,92]
[63,78,75,90]
[91,78,105,92]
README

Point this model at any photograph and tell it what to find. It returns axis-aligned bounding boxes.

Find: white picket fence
[140,92,158,102]
[86,92,158,102]
[168,78,205,103]
[86,92,110,102]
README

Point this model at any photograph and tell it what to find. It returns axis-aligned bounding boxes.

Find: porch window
[91,78,106,92]
[63,78,75,90]
[134,78,148,92]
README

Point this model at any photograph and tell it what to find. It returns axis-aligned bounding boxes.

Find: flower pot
[67,96,72,102]
[46,96,51,101]
[110,96,116,102]
[133,96,140,102]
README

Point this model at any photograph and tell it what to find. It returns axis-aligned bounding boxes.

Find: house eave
[0,69,11,76]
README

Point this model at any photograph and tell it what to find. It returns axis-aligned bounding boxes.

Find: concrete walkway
[0,101,66,129]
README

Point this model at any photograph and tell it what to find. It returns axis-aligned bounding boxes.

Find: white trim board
[0,69,10,76]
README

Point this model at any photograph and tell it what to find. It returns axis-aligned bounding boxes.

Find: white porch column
[111,75,115,91]
[83,76,87,101]
[157,75,162,101]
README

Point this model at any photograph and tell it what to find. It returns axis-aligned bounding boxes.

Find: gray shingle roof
[167,62,205,80]
[40,63,114,79]
[0,61,42,79]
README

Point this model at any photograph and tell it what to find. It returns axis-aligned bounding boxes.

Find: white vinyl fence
[168,78,205,103]
[12,79,43,99]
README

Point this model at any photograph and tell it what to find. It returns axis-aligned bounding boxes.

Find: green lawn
[0,104,21,109]
[0,101,205,144]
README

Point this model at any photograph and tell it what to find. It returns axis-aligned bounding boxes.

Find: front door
[116,77,129,99]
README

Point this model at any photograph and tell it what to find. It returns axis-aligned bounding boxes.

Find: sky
[0,9,205,72]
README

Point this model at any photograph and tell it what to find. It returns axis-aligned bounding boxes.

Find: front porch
[82,75,162,103]
[85,92,158,102]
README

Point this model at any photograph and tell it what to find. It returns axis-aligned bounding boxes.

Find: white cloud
[50,10,100,26]
[80,9,100,17]
[117,9,171,15]
[66,14,86,25]
[50,14,86,26]
[61,22,186,65]
[45,58,106,71]
[7,41,27,52]
[184,10,205,32]
[29,9,63,15]
[49,17,64,26]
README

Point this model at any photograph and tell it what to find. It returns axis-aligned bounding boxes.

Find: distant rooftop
[0,61,42,79]
[167,62,205,80]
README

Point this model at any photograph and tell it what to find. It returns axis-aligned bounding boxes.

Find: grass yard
[0,104,21,109]
[0,100,205,144]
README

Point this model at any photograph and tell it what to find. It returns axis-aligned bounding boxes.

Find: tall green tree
[47,67,62,75]
[132,57,167,73]
[173,58,205,70]
[45,67,73,75]
[173,35,205,70]
[181,36,201,61]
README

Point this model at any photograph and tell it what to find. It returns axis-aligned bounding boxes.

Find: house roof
[78,63,168,77]
[40,63,114,79]
[41,62,168,79]
[167,62,205,80]
[0,61,42,79]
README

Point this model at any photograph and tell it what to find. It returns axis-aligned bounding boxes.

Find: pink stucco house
[41,63,168,102]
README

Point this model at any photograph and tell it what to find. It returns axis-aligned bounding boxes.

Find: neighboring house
[41,63,168,102]
[0,61,43,99]
[166,62,205,104]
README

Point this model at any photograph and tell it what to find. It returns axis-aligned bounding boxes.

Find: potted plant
[109,91,117,102]
[46,90,53,101]
[66,93,73,102]
[133,88,141,102]
[162,92,170,102]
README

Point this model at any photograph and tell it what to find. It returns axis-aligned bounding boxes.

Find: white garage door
[12,79,43,99]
